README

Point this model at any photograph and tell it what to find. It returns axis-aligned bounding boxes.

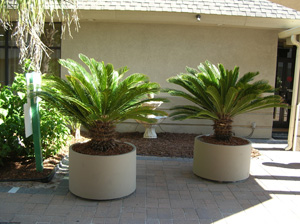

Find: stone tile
[31,204,48,215]
[217,200,243,213]
[159,219,173,224]
[75,198,98,206]
[168,190,180,199]
[44,204,73,216]
[179,190,192,199]
[157,208,172,219]
[173,220,200,224]
[146,219,159,224]
[133,211,146,219]
[0,202,24,214]
[232,191,258,200]
[91,217,106,224]
[0,186,12,192]
[119,218,145,224]
[94,206,121,218]
[17,188,39,194]
[1,151,300,223]
[0,213,14,222]
[146,198,158,208]
[146,208,158,219]
[171,208,185,220]
[18,203,36,215]
[123,196,146,208]
[183,208,199,220]
[7,193,31,203]
[38,215,56,223]
[11,214,41,224]
[27,194,54,204]
[147,190,169,199]
[121,210,133,219]
[190,191,214,200]
[158,198,171,208]
[64,215,93,223]
[170,199,194,208]
[196,207,223,220]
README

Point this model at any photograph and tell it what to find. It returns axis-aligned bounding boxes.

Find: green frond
[206,86,223,113]
[224,87,238,113]
[167,89,203,106]
[236,72,258,86]
[36,54,167,133]
[166,61,287,139]
[186,66,198,75]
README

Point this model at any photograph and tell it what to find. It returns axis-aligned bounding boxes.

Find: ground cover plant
[0,73,70,167]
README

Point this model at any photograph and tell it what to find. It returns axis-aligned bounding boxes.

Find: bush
[0,73,70,165]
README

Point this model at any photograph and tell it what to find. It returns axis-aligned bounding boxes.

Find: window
[0,23,61,86]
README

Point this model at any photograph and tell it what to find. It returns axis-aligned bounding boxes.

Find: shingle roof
[77,0,300,20]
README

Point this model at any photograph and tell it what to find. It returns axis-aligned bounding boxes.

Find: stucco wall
[62,21,279,138]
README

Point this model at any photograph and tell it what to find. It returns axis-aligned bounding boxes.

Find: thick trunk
[89,121,117,152]
[213,117,233,141]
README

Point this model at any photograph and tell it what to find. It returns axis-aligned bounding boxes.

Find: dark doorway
[273,41,296,136]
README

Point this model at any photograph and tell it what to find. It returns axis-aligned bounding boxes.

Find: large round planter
[193,135,252,182]
[69,143,136,200]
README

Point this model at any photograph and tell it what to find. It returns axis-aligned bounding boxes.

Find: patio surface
[0,139,300,224]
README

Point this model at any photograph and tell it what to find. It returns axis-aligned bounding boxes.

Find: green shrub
[0,73,70,165]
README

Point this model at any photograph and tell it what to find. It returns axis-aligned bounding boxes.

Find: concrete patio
[0,140,300,224]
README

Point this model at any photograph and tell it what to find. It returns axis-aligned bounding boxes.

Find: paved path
[0,148,300,224]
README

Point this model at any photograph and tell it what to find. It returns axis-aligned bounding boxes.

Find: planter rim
[70,141,136,158]
[195,134,251,147]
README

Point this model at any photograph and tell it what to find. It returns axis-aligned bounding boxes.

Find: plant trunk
[89,121,117,152]
[213,117,233,141]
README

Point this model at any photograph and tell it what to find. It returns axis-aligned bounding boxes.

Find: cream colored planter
[69,143,136,200]
[193,135,252,182]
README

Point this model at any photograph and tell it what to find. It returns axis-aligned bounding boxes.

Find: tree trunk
[89,121,117,152]
[213,117,233,141]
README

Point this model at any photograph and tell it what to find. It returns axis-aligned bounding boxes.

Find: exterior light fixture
[196,14,201,21]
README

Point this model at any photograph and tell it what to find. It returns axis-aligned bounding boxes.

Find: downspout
[285,34,300,151]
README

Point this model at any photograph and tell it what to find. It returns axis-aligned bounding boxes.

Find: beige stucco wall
[62,21,279,138]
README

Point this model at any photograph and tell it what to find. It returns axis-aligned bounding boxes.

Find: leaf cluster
[37,54,168,131]
[166,61,288,122]
[0,73,70,166]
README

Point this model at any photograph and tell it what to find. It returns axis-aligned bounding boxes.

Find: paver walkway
[0,146,300,224]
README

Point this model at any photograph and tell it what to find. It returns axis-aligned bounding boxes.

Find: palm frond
[37,54,167,132]
[166,60,287,140]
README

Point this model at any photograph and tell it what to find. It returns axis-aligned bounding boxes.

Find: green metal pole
[30,73,43,172]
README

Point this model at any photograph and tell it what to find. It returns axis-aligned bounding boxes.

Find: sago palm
[166,61,287,141]
[37,54,168,152]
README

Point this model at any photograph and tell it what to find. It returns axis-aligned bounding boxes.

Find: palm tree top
[40,54,168,128]
[37,54,168,151]
[166,60,288,140]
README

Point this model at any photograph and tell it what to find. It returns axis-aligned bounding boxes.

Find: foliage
[166,61,288,141]
[39,101,70,158]
[37,53,168,152]
[0,73,70,165]
[0,0,79,71]
[0,74,31,163]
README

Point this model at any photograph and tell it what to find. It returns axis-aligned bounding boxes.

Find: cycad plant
[37,54,168,152]
[166,61,287,141]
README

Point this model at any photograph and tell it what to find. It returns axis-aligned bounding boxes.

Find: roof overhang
[78,10,300,30]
